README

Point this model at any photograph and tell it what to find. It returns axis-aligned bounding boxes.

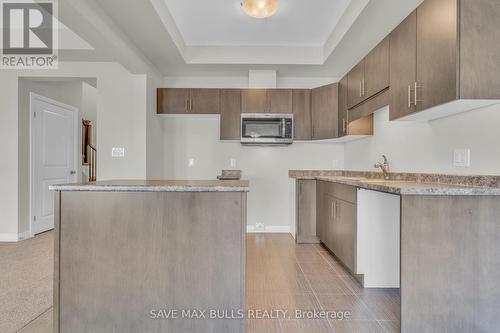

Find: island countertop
[49,179,250,192]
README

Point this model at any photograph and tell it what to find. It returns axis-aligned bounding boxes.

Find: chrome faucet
[374,155,390,180]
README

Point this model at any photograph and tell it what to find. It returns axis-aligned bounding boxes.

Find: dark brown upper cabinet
[241,89,267,113]
[311,83,339,140]
[241,89,292,113]
[292,89,312,140]
[268,89,292,113]
[347,37,390,109]
[220,89,241,140]
[347,61,365,109]
[189,89,220,114]
[364,36,390,99]
[157,88,220,114]
[390,0,500,121]
[338,75,349,137]
[389,10,417,120]
[157,88,190,114]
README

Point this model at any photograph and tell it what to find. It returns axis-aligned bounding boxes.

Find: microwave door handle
[281,119,286,138]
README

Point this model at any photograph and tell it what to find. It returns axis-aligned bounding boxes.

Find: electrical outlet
[188,158,195,167]
[255,222,265,231]
[453,149,470,167]
[230,158,237,168]
[111,147,125,157]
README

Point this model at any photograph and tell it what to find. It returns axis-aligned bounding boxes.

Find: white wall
[345,105,500,175]
[163,117,344,229]
[146,74,165,179]
[0,71,21,237]
[0,62,151,239]
[82,81,97,144]
[162,76,343,229]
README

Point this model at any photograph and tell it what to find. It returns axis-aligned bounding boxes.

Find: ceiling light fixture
[241,0,280,19]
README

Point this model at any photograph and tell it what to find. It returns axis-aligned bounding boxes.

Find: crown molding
[149,0,370,65]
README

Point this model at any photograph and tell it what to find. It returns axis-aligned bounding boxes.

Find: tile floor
[245,233,400,333]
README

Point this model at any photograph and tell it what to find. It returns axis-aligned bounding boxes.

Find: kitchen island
[50,180,249,333]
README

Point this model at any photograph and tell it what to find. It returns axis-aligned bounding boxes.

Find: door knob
[70,170,76,175]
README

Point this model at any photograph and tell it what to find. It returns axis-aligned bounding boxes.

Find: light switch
[112,147,125,157]
[188,158,195,167]
[230,158,237,168]
[453,149,470,167]
[332,159,339,169]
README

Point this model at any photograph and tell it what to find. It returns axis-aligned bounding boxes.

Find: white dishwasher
[356,188,400,288]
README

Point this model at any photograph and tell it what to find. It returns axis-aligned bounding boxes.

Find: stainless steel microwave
[241,113,293,145]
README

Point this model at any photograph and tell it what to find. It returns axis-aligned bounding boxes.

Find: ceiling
[164,0,351,47]
[59,0,424,78]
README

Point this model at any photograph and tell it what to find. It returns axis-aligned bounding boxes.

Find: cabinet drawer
[316,181,357,204]
[333,183,357,204]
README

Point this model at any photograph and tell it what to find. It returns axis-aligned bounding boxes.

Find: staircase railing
[88,144,97,182]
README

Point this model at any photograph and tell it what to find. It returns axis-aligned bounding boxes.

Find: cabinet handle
[408,85,411,108]
[362,79,365,96]
[190,99,193,111]
[332,200,337,218]
[359,81,362,97]
[414,82,423,106]
[185,100,189,112]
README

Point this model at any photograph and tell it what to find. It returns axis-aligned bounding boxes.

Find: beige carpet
[0,231,53,333]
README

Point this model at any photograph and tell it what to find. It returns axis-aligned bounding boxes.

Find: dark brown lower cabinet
[295,180,318,243]
[316,181,357,273]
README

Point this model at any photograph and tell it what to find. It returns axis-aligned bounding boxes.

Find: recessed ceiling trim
[150,0,370,65]
[185,45,324,65]
[149,0,187,56]
[323,0,371,59]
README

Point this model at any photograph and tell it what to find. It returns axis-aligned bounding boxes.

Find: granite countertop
[49,179,250,192]
[289,170,500,196]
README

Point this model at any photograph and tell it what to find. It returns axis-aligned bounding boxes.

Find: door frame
[29,92,80,236]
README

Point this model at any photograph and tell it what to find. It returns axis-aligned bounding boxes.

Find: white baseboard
[246,225,291,233]
[0,231,33,242]
[18,230,33,241]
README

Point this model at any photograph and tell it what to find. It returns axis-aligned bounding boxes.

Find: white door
[31,93,78,235]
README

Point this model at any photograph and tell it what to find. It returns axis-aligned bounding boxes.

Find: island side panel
[400,195,500,333]
[53,191,60,333]
[58,191,245,333]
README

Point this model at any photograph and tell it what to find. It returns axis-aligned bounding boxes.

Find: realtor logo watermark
[1,0,58,69]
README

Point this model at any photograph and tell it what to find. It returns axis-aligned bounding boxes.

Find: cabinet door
[241,89,267,113]
[316,181,329,243]
[389,11,417,120]
[292,89,312,140]
[347,61,365,108]
[189,89,220,114]
[364,36,390,98]
[416,0,457,111]
[337,200,357,273]
[268,89,292,113]
[338,75,349,137]
[157,88,189,114]
[325,196,337,253]
[220,89,241,140]
[296,180,318,243]
[311,83,339,140]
